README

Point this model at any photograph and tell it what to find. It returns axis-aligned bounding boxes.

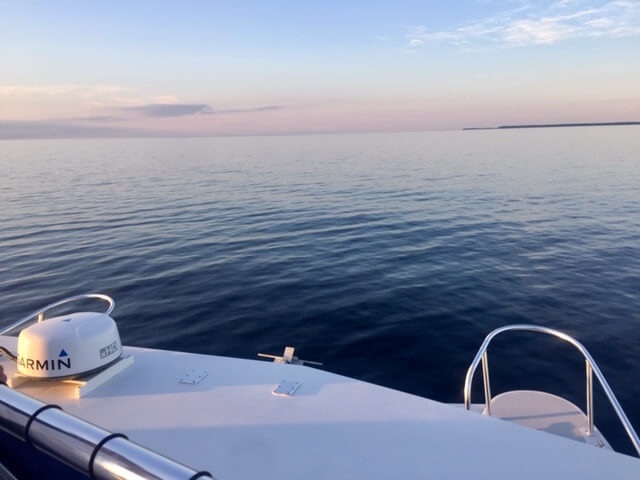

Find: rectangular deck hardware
[273,380,300,397]
[180,369,208,385]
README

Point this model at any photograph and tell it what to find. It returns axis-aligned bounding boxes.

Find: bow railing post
[481,351,492,416]
[586,360,593,436]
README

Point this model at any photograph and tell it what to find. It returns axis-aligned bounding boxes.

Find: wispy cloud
[0,79,289,138]
[0,82,287,128]
[0,84,181,109]
[407,1,640,48]
[117,103,285,118]
[124,103,213,117]
[0,102,288,138]
[121,103,284,117]
[0,84,128,97]
[213,105,284,114]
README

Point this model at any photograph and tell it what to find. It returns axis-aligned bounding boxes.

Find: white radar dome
[17,312,122,378]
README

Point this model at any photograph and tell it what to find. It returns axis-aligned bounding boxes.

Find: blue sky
[1,0,639,137]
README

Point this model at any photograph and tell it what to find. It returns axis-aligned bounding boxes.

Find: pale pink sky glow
[1,1,639,138]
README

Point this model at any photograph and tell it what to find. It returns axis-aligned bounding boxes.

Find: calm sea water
[1,128,640,453]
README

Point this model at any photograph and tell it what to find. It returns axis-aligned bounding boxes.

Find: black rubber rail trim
[88,432,129,479]
[24,404,62,444]
[190,472,214,480]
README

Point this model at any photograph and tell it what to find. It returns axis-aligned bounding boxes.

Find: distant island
[463,121,640,131]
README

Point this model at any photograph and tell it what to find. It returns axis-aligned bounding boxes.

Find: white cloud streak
[0,84,180,107]
[406,1,640,48]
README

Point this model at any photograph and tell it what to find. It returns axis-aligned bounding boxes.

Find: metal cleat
[258,346,323,366]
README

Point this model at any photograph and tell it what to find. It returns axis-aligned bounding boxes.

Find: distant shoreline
[463,121,640,131]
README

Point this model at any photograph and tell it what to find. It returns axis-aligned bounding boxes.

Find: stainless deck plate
[180,368,208,385]
[273,380,300,397]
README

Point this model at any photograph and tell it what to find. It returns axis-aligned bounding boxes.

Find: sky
[1,0,640,138]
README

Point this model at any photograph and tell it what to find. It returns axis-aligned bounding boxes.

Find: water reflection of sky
[1,127,639,452]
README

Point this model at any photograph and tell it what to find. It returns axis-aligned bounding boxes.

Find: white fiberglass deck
[489,390,612,448]
[1,335,639,480]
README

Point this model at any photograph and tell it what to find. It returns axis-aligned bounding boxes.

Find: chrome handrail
[0,294,115,336]
[463,324,640,456]
[0,385,214,479]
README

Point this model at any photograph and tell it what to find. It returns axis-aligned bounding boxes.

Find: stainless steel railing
[0,384,215,479]
[0,293,115,336]
[463,324,640,456]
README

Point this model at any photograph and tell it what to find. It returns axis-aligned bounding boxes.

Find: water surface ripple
[1,128,640,453]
